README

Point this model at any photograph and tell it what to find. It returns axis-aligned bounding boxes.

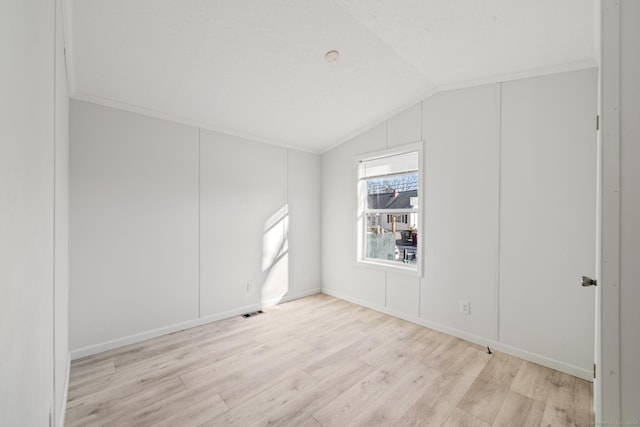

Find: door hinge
[596,114,600,131]
[594,363,596,379]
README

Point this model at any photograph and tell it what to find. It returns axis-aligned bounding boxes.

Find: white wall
[70,101,201,350]
[200,132,321,313]
[619,0,640,421]
[54,0,71,425]
[321,124,387,308]
[69,101,321,354]
[0,0,68,424]
[321,68,597,379]
[287,149,322,298]
[200,131,287,314]
[499,70,597,372]
[421,84,501,340]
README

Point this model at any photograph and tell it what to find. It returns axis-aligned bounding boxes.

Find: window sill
[356,258,422,277]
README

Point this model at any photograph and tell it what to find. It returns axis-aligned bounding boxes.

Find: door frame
[595,0,621,423]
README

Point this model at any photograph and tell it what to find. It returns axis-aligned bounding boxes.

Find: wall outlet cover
[459,300,470,315]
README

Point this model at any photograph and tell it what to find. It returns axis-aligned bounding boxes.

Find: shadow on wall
[261,205,289,306]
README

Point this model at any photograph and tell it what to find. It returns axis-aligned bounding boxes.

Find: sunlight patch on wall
[261,205,289,306]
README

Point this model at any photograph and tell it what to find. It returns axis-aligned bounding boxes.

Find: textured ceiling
[65,0,596,153]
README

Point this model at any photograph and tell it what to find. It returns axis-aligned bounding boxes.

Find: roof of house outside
[368,189,417,210]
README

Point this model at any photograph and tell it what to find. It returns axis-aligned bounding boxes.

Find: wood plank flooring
[65,294,594,426]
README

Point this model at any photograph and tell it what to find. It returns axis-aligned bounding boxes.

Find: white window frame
[355,141,423,277]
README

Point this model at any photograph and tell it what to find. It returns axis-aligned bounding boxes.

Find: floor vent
[241,310,264,318]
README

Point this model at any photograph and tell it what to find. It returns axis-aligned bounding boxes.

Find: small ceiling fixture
[325,49,340,63]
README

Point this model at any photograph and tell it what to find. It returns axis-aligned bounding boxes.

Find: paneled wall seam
[497,82,503,343]
[52,2,58,422]
[385,271,388,307]
[385,121,389,149]
[420,101,424,142]
[198,128,201,318]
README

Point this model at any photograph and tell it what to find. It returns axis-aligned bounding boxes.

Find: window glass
[357,146,421,273]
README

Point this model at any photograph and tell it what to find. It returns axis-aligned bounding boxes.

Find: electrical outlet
[247,281,255,293]
[459,300,470,315]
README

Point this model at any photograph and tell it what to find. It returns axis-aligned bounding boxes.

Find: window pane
[367,172,418,210]
[365,212,418,265]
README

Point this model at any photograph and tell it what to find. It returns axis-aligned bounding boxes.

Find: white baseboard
[58,353,70,427]
[321,288,593,381]
[69,286,590,381]
[70,304,259,360]
[70,288,322,360]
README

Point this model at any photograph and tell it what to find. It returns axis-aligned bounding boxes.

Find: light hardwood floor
[66,294,593,426]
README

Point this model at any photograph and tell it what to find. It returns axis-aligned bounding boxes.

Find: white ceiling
[65,0,596,153]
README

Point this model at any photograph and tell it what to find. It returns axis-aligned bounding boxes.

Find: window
[356,143,422,275]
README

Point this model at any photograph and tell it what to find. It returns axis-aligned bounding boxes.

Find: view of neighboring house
[366,187,419,264]
[367,189,419,232]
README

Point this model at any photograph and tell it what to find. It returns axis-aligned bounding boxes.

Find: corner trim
[597,0,622,422]
[57,353,70,427]
[321,288,593,381]
[60,0,75,94]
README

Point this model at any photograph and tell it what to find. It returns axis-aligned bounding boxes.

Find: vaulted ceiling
[65,0,596,153]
